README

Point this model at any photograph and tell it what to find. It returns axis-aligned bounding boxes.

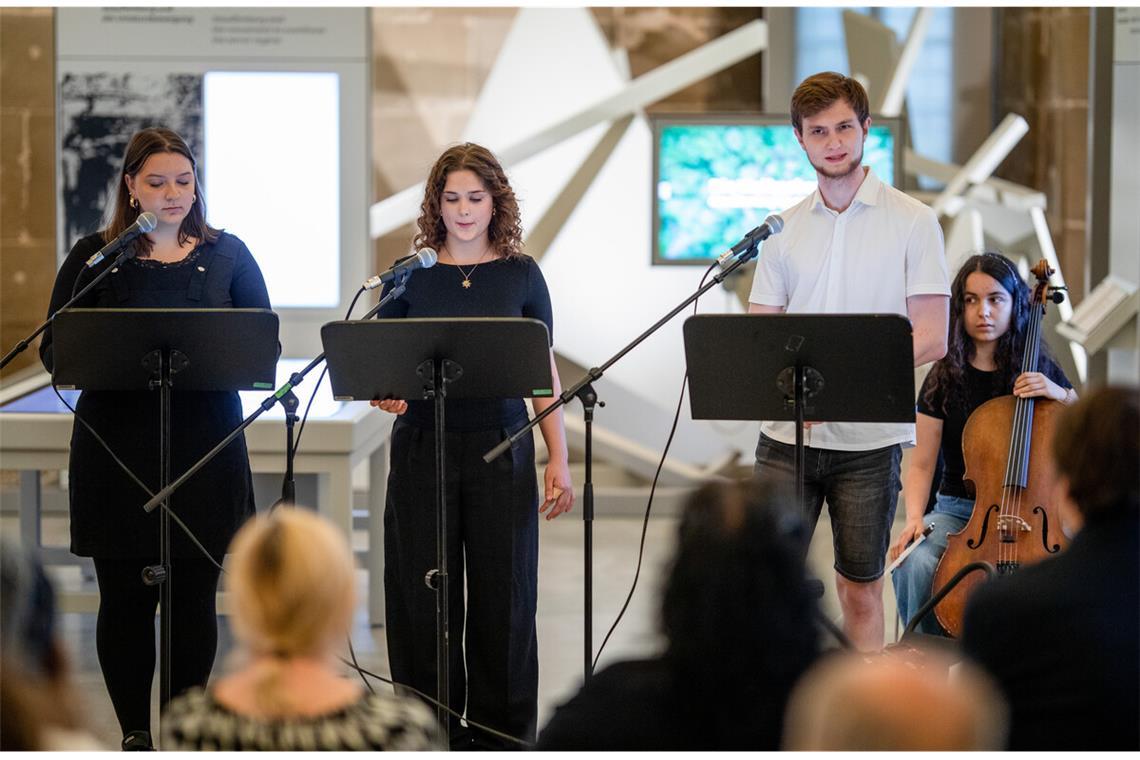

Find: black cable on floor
[335,655,531,748]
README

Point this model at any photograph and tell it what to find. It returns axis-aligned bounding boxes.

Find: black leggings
[92,556,221,738]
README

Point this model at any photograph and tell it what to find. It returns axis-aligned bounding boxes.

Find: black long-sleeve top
[40,231,271,559]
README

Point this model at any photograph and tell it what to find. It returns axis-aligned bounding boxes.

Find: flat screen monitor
[652,114,906,265]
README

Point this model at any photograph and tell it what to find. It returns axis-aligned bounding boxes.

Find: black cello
[932,259,1069,637]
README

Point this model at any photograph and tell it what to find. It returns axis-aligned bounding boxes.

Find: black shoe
[121,730,154,751]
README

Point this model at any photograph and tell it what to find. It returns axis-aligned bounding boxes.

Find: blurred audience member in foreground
[161,507,443,750]
[1,541,103,750]
[961,386,1139,750]
[538,478,820,750]
[784,652,1007,750]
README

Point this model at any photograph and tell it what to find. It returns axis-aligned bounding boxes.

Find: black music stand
[683,313,914,508]
[320,317,553,743]
[51,308,278,718]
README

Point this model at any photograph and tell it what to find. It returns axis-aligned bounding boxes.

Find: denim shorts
[754,434,902,582]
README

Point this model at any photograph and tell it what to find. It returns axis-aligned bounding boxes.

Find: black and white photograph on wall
[59,72,202,247]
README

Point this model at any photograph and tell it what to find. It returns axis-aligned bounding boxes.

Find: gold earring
[129,195,138,209]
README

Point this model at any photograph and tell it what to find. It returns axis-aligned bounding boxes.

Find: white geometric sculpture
[369,17,769,239]
[859,13,1087,381]
[1056,275,1140,356]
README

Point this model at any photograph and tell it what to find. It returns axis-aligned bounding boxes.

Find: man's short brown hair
[1051,386,1139,521]
[790,72,871,134]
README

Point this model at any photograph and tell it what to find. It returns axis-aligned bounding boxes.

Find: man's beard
[811,143,864,180]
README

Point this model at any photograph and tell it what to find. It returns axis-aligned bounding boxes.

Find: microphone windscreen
[417,247,438,268]
[137,211,158,233]
[764,213,784,235]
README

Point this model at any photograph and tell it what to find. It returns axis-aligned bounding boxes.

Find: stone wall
[994,7,1090,302]
[0,8,55,379]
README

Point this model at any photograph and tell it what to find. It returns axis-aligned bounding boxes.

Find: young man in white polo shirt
[749,72,950,651]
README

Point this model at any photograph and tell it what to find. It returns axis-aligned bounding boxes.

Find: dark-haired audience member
[537,478,821,750]
[961,386,1139,750]
[783,652,1007,750]
[161,508,443,751]
[0,541,103,751]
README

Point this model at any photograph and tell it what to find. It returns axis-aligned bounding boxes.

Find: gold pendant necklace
[448,245,491,289]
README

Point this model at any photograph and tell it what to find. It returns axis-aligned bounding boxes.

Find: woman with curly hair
[890,252,1074,635]
[370,143,574,748]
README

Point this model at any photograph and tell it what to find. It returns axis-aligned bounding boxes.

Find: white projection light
[204,71,341,309]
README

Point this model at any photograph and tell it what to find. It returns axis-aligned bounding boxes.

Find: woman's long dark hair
[106,127,218,256]
[923,252,1040,415]
[660,478,819,747]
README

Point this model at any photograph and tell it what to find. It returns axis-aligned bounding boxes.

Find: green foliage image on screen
[655,123,896,263]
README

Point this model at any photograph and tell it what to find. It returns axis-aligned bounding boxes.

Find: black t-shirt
[916,357,1071,499]
[376,255,554,431]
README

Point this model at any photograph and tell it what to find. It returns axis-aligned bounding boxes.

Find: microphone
[362,248,438,291]
[84,212,158,268]
[715,213,784,270]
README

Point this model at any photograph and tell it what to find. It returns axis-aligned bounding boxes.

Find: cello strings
[1002,299,1043,568]
[1010,300,1045,565]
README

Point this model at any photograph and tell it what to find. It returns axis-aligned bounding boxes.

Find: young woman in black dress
[370,143,574,748]
[40,127,271,749]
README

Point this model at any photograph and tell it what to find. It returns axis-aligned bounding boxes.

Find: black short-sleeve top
[376,255,554,431]
[917,357,1071,499]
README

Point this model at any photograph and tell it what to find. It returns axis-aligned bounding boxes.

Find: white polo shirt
[748,168,949,451]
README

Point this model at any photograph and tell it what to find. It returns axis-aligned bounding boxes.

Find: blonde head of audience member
[161,507,444,750]
[783,652,1008,751]
[226,506,357,714]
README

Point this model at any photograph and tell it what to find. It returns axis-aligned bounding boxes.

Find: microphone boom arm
[140,275,411,514]
[483,239,761,463]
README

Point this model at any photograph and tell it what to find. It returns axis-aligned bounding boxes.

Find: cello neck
[1003,260,1054,490]
[1004,300,1044,489]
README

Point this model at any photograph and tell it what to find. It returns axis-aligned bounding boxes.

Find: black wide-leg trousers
[383,418,540,749]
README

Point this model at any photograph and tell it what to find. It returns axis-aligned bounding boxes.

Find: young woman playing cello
[890,252,1075,635]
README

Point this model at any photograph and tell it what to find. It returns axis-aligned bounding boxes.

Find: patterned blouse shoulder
[161,686,444,751]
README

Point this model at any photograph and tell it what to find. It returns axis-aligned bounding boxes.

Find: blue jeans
[754,435,902,582]
[891,493,974,635]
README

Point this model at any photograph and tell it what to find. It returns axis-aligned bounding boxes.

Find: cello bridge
[997,515,1031,533]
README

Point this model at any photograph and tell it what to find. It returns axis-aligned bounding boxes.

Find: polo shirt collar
[810,167,882,213]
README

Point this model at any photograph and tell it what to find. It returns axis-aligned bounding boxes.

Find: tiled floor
[2,501,902,750]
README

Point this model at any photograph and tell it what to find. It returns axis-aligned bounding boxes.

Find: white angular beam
[931,113,1028,217]
[369,18,769,239]
[880,7,933,118]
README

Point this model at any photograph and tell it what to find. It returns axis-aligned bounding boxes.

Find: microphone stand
[0,248,138,370]
[483,240,762,683]
[140,275,410,515]
[269,389,300,509]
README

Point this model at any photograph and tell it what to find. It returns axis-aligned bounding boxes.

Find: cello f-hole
[1032,505,1063,553]
[966,504,999,549]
